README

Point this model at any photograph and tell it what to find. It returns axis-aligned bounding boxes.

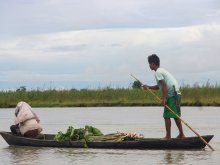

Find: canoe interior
[0,131,214,150]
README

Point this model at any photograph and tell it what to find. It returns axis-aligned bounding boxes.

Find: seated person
[10,101,43,137]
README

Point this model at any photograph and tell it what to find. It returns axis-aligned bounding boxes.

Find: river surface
[0,107,219,165]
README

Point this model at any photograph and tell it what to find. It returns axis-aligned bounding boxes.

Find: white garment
[155,68,181,98]
[14,101,42,135]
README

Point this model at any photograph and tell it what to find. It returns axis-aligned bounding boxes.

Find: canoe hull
[0,132,214,150]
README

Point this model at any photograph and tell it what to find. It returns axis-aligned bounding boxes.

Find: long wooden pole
[130,74,214,151]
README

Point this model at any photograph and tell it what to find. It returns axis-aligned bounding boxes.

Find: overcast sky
[0,0,220,90]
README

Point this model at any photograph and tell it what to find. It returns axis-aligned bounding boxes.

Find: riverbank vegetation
[0,84,219,108]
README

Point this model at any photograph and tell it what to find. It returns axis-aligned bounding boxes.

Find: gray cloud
[44,44,89,52]
[0,0,220,89]
[1,0,220,38]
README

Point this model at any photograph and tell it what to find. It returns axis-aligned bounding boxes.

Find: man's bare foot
[162,136,171,140]
[176,135,186,139]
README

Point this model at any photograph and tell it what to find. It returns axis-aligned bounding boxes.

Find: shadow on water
[2,146,44,165]
[2,146,129,165]
[161,150,186,164]
[0,145,217,165]
[159,150,215,165]
[52,148,131,164]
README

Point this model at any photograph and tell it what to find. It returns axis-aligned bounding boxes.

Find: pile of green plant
[87,132,144,142]
[54,125,103,141]
[54,125,144,145]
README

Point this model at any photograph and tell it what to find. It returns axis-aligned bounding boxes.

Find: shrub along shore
[0,85,219,108]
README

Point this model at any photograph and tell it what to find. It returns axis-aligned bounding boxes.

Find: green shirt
[155,68,181,98]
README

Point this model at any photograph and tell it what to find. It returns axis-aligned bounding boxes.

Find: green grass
[180,84,220,106]
[0,85,219,108]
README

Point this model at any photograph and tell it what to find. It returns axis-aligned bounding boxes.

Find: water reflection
[3,146,42,165]
[53,148,128,164]
[162,151,185,164]
[161,150,214,165]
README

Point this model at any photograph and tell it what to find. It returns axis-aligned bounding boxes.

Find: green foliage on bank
[180,84,220,106]
[0,85,219,108]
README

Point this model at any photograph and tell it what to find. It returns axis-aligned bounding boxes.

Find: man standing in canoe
[143,54,185,139]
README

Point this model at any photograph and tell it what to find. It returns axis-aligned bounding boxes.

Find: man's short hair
[148,54,160,66]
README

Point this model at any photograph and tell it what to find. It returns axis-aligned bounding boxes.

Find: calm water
[0,107,220,165]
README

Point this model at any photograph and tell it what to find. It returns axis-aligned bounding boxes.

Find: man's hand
[161,98,166,106]
[143,85,149,90]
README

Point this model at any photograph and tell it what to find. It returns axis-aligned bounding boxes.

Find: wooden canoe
[0,131,214,150]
